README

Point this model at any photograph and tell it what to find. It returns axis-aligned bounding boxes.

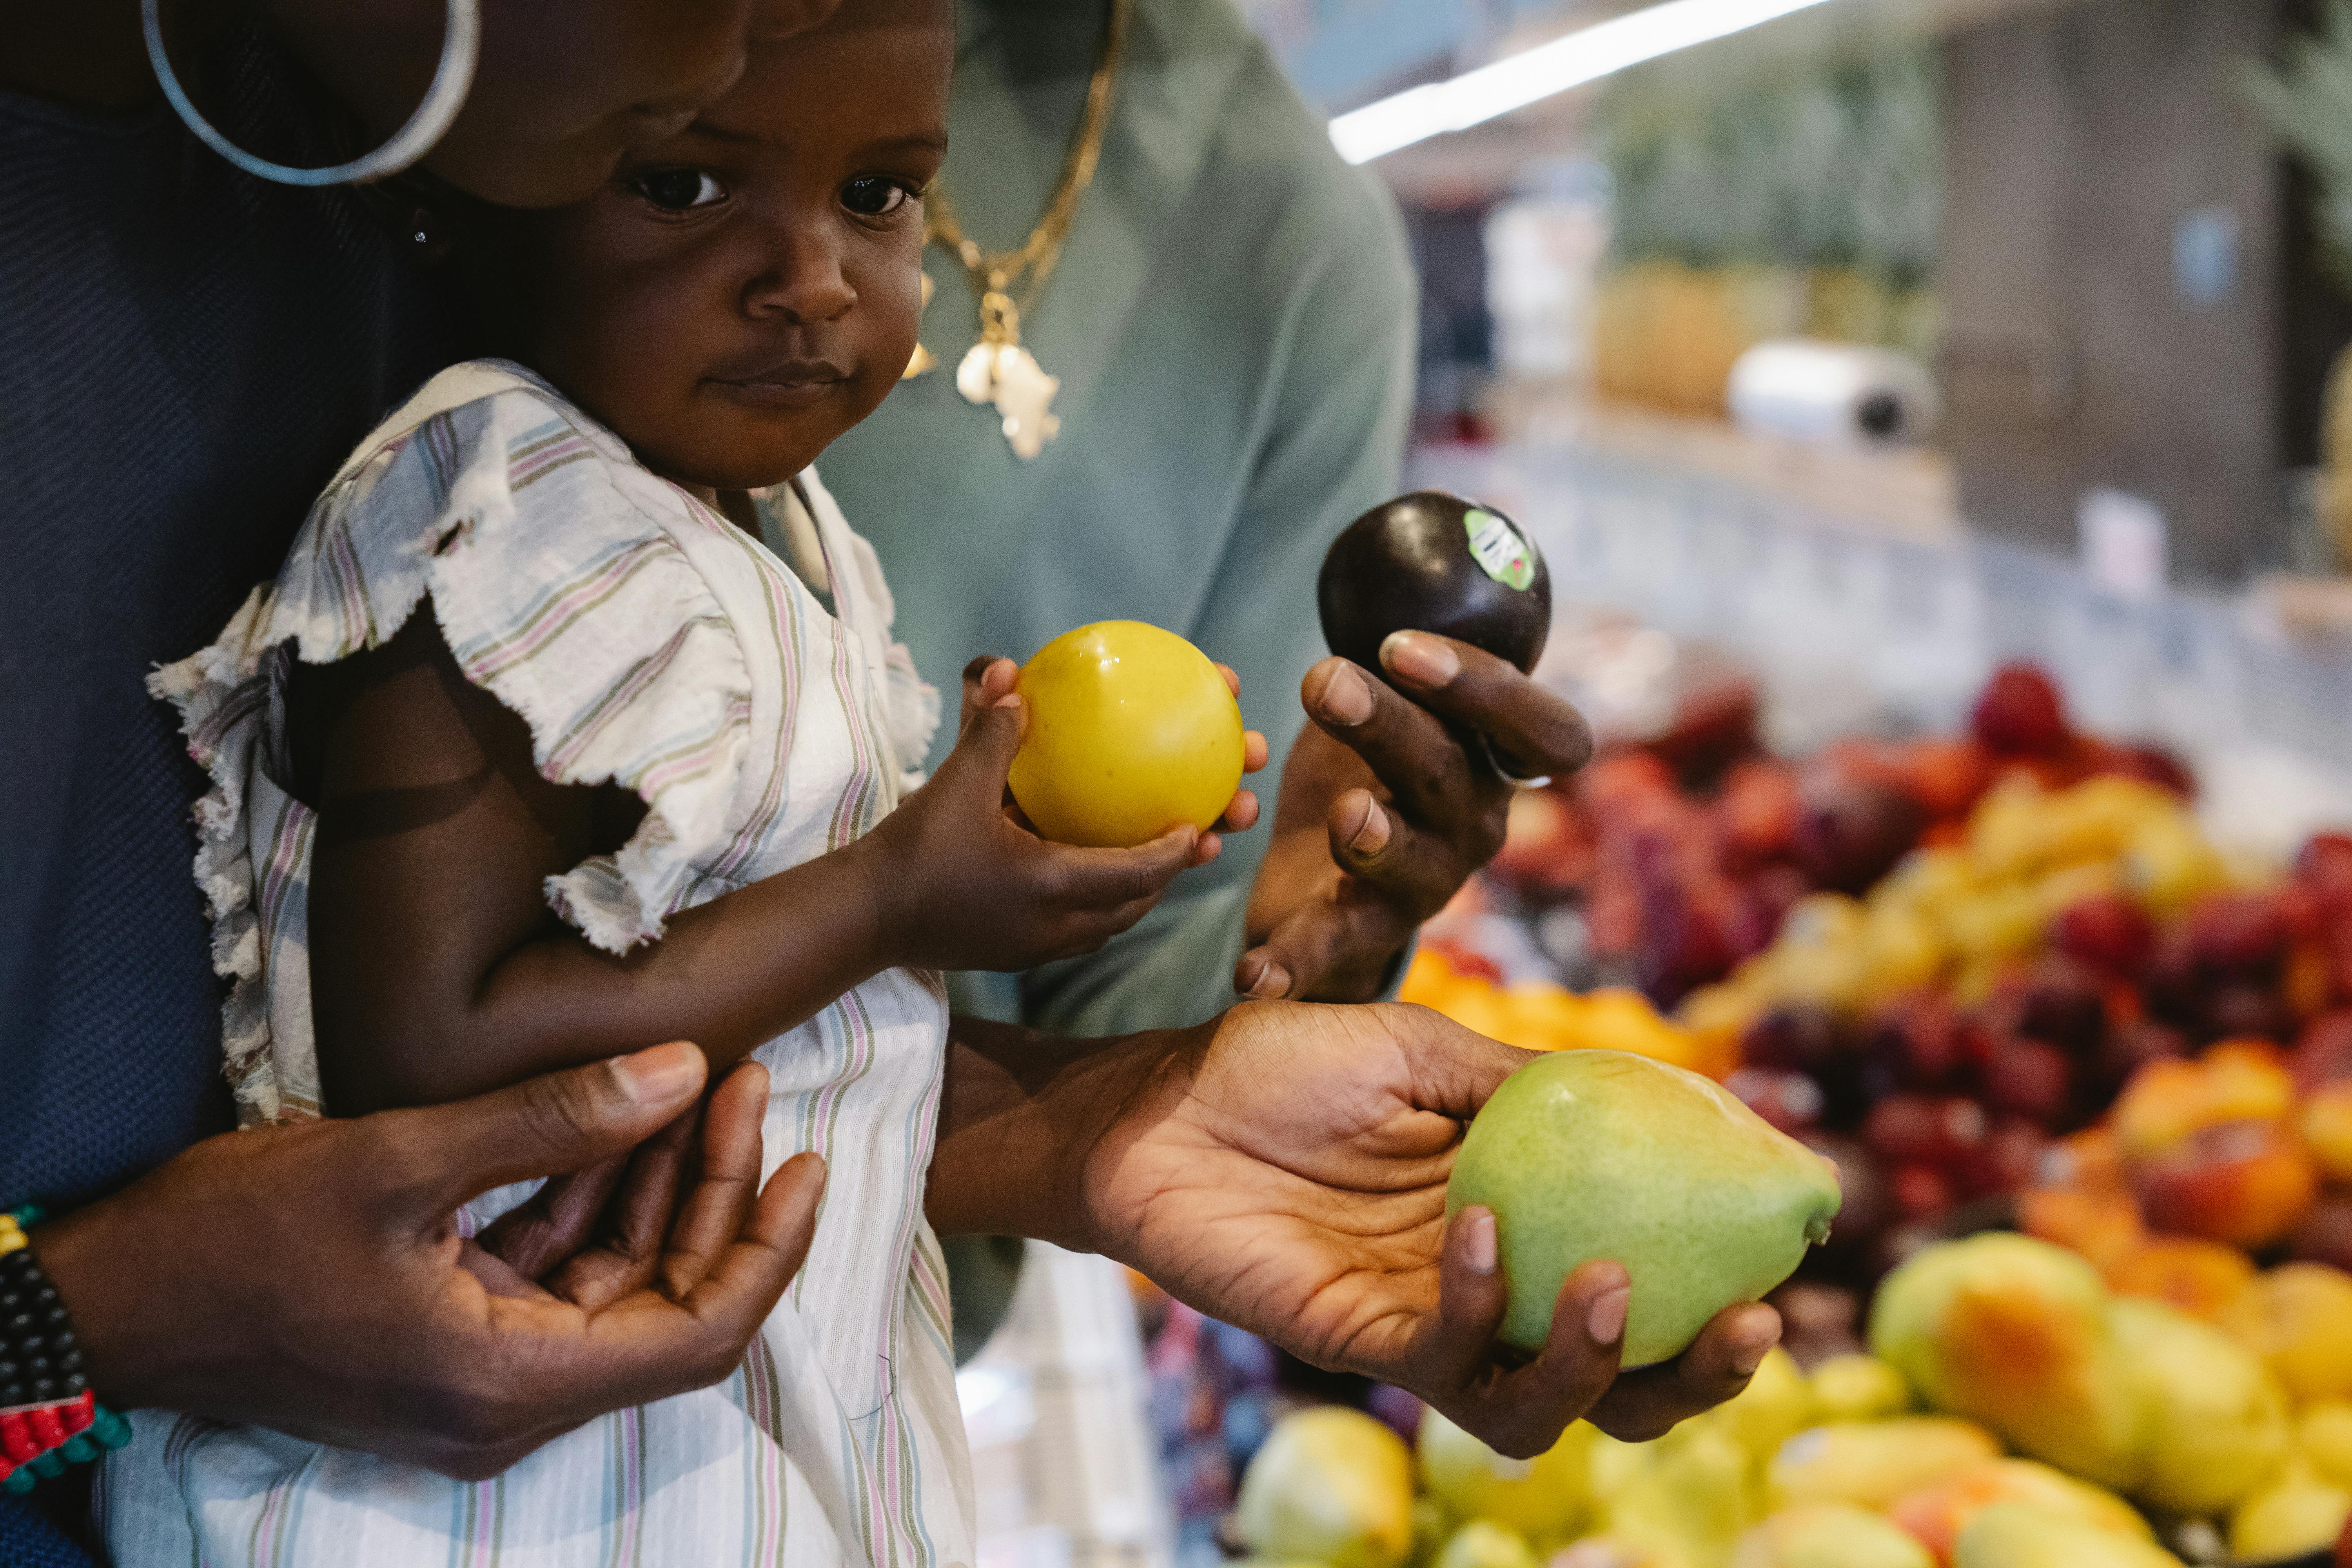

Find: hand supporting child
[859,655,1267,973]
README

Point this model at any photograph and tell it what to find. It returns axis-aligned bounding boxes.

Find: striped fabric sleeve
[216,365,757,953]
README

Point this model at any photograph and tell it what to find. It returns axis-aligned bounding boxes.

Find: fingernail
[1588,1286,1630,1346]
[1465,1210,1497,1274]
[1382,631,1459,688]
[1246,961,1292,1000]
[1347,800,1391,856]
[1731,1324,1782,1378]
[610,1042,702,1105]
[1319,662,1374,726]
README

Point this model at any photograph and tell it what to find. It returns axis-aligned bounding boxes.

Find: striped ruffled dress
[98,361,971,1568]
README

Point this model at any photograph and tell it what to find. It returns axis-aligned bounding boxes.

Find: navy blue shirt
[0,49,454,1214]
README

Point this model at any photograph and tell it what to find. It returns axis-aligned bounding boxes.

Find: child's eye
[840,177,914,219]
[629,169,728,213]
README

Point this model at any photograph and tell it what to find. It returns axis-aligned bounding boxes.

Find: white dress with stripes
[98,361,971,1568]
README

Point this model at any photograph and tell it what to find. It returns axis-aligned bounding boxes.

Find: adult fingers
[1234,886,1414,1002]
[391,1042,710,1221]
[1300,657,1489,826]
[655,1062,774,1301]
[1321,788,1463,910]
[1439,1259,1631,1459]
[1379,1003,1539,1120]
[943,689,1028,797]
[1586,1301,1784,1443]
[1216,788,1261,834]
[1377,632,1593,779]
[477,1151,633,1285]
[1216,661,1241,698]
[1242,729,1270,774]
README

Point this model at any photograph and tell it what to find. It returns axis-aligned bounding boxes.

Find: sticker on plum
[1464,508,1535,591]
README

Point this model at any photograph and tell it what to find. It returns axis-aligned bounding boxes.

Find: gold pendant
[904,274,938,379]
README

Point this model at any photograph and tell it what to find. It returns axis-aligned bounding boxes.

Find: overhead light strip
[1329,0,1841,164]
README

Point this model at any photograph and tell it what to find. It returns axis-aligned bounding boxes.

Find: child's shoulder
[328,358,631,508]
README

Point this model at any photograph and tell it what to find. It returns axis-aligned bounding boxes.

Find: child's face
[513,0,952,492]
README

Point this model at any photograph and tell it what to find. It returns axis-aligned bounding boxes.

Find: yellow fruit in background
[2304,1402,2352,1487]
[1603,1420,1760,1568]
[1855,905,1946,1002]
[2230,1461,2352,1564]
[1807,1356,1911,1423]
[1434,1521,1543,1568]
[1705,1348,1815,1459]
[1867,1235,2147,1490]
[1007,620,1244,848]
[2109,1297,2291,1514]
[1416,1408,1592,1546]
[1408,1498,1451,1568]
[1731,1504,1934,1568]
[1885,1458,2151,1561]
[1766,1418,2002,1510]
[1234,1407,1416,1568]
[2304,1083,2352,1184]
[1951,1502,2187,1568]
[2224,1263,2352,1406]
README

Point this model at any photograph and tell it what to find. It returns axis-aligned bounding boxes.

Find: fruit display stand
[961,1242,1174,1568]
[1152,434,2352,1568]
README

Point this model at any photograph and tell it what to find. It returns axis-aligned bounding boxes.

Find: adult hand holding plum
[858,652,1263,973]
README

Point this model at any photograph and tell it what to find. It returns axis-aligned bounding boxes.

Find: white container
[1728,338,1941,446]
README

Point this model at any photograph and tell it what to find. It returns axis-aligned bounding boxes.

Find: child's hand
[860,657,1267,973]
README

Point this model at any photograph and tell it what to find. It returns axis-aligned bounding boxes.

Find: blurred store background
[967,5,2352,1568]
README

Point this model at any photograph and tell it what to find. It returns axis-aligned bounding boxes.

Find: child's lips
[706,361,850,410]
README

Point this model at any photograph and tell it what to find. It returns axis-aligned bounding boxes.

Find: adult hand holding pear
[1043,1002,1790,1457]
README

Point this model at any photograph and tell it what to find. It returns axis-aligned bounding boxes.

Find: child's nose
[740,226,856,325]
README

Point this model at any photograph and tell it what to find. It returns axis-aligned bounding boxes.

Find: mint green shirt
[822,0,1417,1037]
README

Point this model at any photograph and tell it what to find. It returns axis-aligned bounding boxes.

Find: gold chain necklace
[907,0,1132,460]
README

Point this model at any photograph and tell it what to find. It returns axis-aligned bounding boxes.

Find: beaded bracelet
[0,1207,130,1494]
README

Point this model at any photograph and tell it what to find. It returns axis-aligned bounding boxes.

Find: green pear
[1867,1234,2147,1490]
[1417,1408,1592,1545]
[1951,1503,2186,1568]
[1448,1050,1842,1365]
[1702,1347,1815,1460]
[1731,1504,1935,1568]
[1235,1407,1416,1568]
[2229,1459,2352,1564]
[1601,1417,1761,1568]
[1434,1521,1543,1568]
[2108,1296,2290,1515]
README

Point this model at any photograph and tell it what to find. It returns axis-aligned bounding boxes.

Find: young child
[98,1,1256,1560]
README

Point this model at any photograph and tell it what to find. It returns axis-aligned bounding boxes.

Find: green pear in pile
[1448,1050,1844,1366]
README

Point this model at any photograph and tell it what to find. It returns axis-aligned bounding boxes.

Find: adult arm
[929,1003,1784,1453]
[31,1042,821,1480]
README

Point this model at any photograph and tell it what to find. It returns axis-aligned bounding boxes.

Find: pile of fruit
[1232,1231,2352,1567]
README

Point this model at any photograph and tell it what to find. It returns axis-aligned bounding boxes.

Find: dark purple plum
[1317,491,1552,675]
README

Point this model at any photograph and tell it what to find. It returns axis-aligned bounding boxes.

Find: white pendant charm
[957,342,1062,461]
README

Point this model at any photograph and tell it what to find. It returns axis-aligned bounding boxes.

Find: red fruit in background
[2009,955,2111,1056]
[1792,773,1926,895]
[1801,1133,1893,1273]
[1743,1005,1848,1076]
[2141,927,2205,1028]
[1893,1163,1955,1221]
[1861,991,1978,1097]
[1959,1116,2051,1199]
[1981,1036,2076,1129]
[2052,894,2156,978]
[2296,1012,2352,1093]
[1635,877,1742,1008]
[2189,891,2293,980]
[1577,750,1680,820]
[2103,743,2197,799]
[2094,1019,2190,1100]
[2202,984,2300,1047]
[1971,663,2070,756]
[1895,738,1996,822]
[2292,1192,2352,1274]
[1726,1067,1826,1136]
[1865,1094,1989,1172]
[1711,759,1802,872]
[1644,678,1762,788]
[2132,1118,2321,1251]
[2299,832,2352,903]
[1485,787,1593,899]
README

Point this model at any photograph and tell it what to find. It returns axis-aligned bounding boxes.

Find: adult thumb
[391,1041,711,1218]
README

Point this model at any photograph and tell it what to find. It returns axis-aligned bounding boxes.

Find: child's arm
[295,610,1257,1115]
